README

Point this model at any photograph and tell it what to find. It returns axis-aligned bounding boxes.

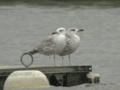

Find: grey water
[0,0,120,90]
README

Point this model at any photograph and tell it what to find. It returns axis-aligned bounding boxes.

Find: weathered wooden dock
[0,65,92,89]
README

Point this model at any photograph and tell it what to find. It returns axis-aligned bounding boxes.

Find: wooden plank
[0,65,92,75]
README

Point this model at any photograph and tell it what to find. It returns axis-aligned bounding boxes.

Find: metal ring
[20,52,33,68]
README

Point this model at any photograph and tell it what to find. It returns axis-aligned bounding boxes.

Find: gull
[58,28,84,65]
[27,27,66,65]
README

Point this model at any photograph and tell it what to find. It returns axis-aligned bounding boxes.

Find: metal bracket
[20,52,33,68]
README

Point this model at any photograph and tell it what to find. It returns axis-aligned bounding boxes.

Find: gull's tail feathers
[27,48,39,55]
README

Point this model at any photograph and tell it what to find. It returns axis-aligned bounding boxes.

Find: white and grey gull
[27,27,66,65]
[57,28,84,65]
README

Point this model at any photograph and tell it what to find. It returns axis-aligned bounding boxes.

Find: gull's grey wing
[34,37,56,55]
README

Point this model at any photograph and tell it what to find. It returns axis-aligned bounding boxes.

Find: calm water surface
[0,0,120,90]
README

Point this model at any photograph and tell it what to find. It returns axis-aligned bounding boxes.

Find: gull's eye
[56,27,65,33]
[59,30,64,32]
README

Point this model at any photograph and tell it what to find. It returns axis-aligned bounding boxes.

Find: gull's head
[67,28,78,34]
[67,28,84,37]
[56,27,66,34]
[76,28,84,37]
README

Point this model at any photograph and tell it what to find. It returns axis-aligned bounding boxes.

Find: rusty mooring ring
[20,52,33,68]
